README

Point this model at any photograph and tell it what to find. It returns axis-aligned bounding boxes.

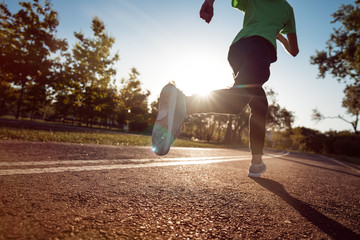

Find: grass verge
[0,126,231,149]
[0,127,150,146]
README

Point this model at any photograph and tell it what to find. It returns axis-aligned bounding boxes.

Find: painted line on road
[0,152,289,176]
[320,155,360,174]
[0,157,246,176]
[0,156,250,167]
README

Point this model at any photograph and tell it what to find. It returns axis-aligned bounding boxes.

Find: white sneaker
[152,84,188,156]
[248,162,266,178]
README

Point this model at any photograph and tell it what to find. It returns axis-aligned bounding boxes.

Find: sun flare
[196,87,213,96]
[166,51,233,97]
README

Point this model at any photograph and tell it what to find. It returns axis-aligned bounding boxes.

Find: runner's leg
[248,88,268,157]
[186,36,273,117]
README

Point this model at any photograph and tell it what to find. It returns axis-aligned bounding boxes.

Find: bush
[327,135,360,157]
[290,127,326,154]
[129,121,149,133]
[270,128,360,158]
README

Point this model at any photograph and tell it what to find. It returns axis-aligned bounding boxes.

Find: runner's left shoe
[152,83,188,156]
[248,162,266,178]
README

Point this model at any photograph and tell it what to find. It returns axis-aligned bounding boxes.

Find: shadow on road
[267,154,360,178]
[251,178,360,240]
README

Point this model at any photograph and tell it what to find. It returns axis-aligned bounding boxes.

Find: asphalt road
[0,141,359,239]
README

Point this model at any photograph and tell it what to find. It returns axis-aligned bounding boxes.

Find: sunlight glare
[164,46,233,97]
[197,87,212,96]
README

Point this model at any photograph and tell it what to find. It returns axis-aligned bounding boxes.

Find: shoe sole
[152,84,178,155]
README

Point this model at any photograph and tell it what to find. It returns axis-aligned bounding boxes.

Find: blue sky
[6,0,357,132]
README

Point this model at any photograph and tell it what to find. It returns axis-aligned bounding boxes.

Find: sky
[5,0,357,133]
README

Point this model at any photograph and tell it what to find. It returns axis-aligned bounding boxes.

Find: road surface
[0,140,359,239]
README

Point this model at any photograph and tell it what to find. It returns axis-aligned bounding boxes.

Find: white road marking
[0,152,289,176]
[320,155,360,174]
[0,156,250,167]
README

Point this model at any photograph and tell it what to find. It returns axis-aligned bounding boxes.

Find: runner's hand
[200,0,214,23]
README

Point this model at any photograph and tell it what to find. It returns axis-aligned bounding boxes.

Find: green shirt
[231,0,296,49]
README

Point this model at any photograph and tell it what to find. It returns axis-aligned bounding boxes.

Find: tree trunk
[217,120,222,143]
[353,114,359,135]
[0,99,6,116]
[30,97,36,121]
[15,82,25,119]
[224,115,233,143]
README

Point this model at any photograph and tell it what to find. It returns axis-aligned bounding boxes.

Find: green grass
[0,126,231,149]
[0,117,240,148]
[0,127,147,145]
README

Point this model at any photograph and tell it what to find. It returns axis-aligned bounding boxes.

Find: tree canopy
[311,0,360,84]
[310,0,360,134]
[0,0,67,119]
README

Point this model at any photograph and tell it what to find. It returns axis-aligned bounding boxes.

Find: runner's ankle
[251,154,263,164]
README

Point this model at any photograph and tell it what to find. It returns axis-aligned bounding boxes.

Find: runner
[152,0,299,178]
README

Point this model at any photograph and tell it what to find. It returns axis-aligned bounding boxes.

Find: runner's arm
[277,33,299,57]
[200,0,215,23]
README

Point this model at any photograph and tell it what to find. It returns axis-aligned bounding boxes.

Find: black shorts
[228,36,277,86]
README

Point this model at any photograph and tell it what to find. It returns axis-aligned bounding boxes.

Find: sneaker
[248,162,266,178]
[152,84,188,156]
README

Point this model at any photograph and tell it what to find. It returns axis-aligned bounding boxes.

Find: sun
[196,87,213,96]
[166,51,233,97]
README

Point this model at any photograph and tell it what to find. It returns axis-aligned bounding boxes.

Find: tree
[290,127,327,154]
[224,110,250,144]
[342,84,360,133]
[0,0,67,119]
[119,68,151,132]
[99,84,119,127]
[311,0,360,83]
[66,16,119,126]
[0,79,16,116]
[266,88,295,131]
[310,0,360,134]
[312,84,360,134]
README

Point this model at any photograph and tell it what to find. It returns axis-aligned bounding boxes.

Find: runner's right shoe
[152,84,188,156]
